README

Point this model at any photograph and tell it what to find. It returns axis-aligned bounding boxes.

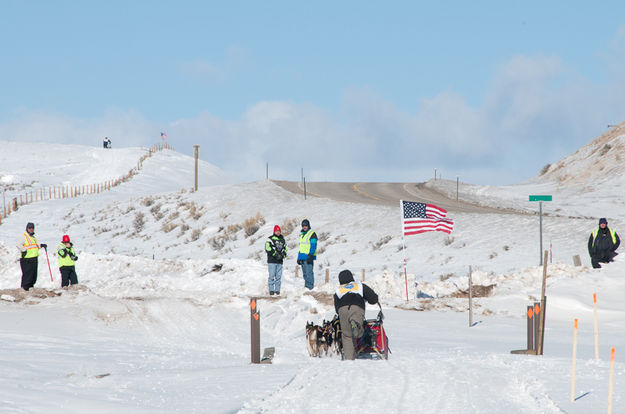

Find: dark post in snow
[193,145,199,192]
[539,201,543,265]
[533,302,540,351]
[529,195,552,265]
[537,251,548,355]
[526,305,534,352]
[250,297,260,364]
[468,266,473,327]
[303,177,307,200]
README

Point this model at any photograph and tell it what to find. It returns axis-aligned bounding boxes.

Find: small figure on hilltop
[333,269,379,360]
[297,219,317,290]
[17,222,47,290]
[588,218,620,269]
[57,234,79,287]
[103,136,111,149]
[265,225,287,296]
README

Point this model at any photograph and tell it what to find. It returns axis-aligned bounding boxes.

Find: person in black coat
[333,269,378,360]
[588,217,620,268]
[265,225,287,295]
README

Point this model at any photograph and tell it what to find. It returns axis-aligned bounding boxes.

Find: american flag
[401,200,454,235]
[161,132,167,141]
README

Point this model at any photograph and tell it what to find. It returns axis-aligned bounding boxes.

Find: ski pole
[43,246,54,282]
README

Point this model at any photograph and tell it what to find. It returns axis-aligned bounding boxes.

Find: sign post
[529,195,552,265]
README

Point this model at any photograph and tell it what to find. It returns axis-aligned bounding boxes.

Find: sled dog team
[305,317,342,358]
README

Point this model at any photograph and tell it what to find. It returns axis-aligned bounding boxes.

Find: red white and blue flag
[161,132,167,141]
[401,200,454,235]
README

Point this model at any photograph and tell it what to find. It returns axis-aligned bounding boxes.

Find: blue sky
[2,1,625,184]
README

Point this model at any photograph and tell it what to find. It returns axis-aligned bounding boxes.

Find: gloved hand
[70,255,78,261]
[297,260,304,265]
[40,243,47,249]
[306,254,314,264]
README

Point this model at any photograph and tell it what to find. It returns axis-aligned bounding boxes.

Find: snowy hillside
[0,140,623,413]
[422,123,625,221]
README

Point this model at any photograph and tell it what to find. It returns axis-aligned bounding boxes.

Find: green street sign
[529,195,552,202]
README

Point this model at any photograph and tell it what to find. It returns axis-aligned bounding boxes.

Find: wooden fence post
[593,293,599,361]
[469,265,474,327]
[527,306,535,351]
[325,269,329,284]
[537,250,549,355]
[608,347,615,414]
[250,297,260,364]
[570,318,578,402]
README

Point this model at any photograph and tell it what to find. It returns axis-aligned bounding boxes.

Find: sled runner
[355,304,389,360]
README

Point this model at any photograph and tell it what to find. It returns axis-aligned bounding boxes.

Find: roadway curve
[273,180,523,215]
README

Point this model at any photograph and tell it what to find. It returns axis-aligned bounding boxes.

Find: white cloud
[3,51,625,185]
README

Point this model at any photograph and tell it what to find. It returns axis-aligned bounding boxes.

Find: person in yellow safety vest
[588,217,620,269]
[57,234,79,287]
[297,219,317,290]
[16,222,47,290]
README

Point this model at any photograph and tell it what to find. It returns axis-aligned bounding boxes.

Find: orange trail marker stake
[593,293,599,361]
[570,318,578,402]
[608,347,615,414]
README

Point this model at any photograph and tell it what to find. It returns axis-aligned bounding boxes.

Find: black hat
[301,219,310,227]
[599,218,608,225]
[338,269,354,284]
[26,222,34,230]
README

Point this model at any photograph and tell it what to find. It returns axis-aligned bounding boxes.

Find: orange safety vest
[22,232,39,258]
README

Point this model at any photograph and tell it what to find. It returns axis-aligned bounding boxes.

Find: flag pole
[400,200,409,302]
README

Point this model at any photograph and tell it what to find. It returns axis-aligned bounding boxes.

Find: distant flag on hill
[401,200,454,235]
[161,132,167,141]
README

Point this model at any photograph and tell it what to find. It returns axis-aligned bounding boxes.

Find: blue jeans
[301,262,314,290]
[268,263,283,293]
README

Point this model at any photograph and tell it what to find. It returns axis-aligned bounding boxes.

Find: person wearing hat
[588,218,620,269]
[333,269,379,360]
[16,222,46,290]
[297,219,317,290]
[57,234,79,287]
[265,225,287,296]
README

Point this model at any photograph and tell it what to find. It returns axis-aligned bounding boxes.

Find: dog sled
[354,303,389,360]
[305,304,389,360]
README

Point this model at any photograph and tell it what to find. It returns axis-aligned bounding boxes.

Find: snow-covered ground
[0,140,624,413]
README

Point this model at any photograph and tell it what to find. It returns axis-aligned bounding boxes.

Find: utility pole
[193,145,199,191]
[303,177,307,200]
